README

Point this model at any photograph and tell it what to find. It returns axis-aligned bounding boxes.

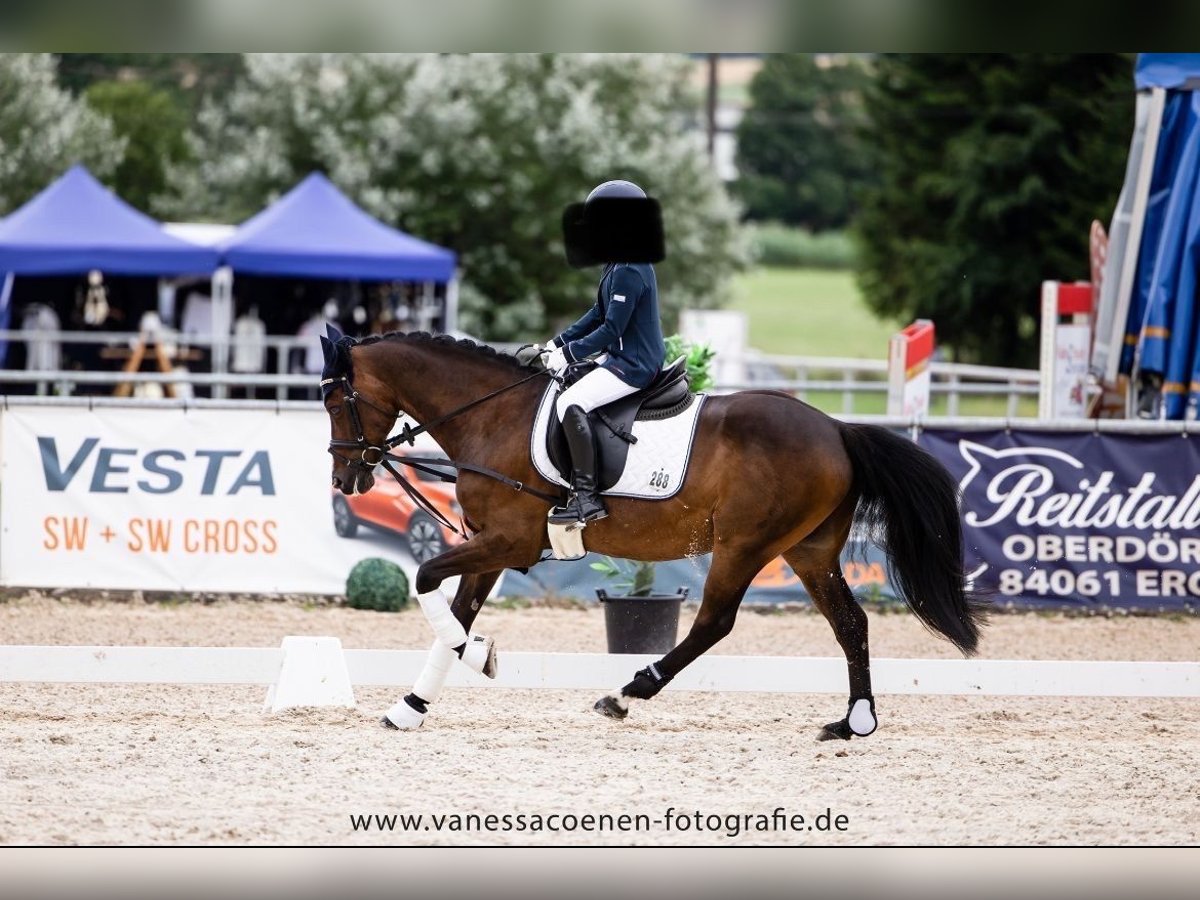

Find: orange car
[331,454,464,563]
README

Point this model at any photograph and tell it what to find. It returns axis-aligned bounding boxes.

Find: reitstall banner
[0,405,419,593]
[921,429,1200,611]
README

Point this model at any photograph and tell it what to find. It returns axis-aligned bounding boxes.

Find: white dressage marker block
[264,636,356,713]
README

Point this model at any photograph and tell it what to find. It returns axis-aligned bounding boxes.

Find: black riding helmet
[562,179,665,268]
[586,179,647,202]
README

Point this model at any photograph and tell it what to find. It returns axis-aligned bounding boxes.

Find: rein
[323,359,562,541]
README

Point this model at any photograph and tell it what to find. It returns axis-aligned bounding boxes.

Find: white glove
[543,345,568,375]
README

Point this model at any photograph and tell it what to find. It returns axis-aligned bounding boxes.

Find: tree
[0,54,125,213]
[159,54,747,340]
[854,54,1134,367]
[734,54,873,231]
[85,80,190,212]
[56,54,245,110]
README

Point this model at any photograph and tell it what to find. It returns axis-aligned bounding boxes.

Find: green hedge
[346,557,410,612]
[747,223,857,270]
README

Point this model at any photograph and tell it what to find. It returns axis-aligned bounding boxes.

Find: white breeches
[556,363,639,421]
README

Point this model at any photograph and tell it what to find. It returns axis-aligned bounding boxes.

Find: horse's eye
[329,405,342,416]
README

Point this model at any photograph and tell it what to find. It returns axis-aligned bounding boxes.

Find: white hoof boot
[381,698,426,730]
[848,697,878,736]
[460,633,498,678]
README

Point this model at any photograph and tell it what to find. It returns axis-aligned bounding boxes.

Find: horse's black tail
[838,423,986,655]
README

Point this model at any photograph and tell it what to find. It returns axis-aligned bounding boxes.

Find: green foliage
[747,223,857,269]
[663,332,715,393]
[0,54,124,213]
[56,54,245,111]
[590,556,657,598]
[158,54,748,341]
[735,54,874,231]
[85,80,190,212]
[854,54,1134,368]
[345,557,410,612]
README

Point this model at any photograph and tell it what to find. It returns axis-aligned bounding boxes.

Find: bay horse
[320,328,985,739]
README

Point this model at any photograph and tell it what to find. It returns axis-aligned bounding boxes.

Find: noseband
[322,375,401,473]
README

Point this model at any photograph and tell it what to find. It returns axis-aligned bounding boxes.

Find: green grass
[727,266,1038,417]
[729,267,900,358]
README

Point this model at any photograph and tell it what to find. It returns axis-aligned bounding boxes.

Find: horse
[320,327,985,739]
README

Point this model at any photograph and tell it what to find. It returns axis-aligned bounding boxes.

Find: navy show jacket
[553,262,664,389]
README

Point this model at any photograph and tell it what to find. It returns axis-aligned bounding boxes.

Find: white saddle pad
[530,382,707,500]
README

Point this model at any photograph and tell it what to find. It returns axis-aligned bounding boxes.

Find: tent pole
[0,272,13,369]
[1104,87,1166,389]
[444,272,460,335]
[211,266,234,400]
[419,280,434,332]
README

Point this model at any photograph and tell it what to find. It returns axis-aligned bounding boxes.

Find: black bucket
[598,588,687,654]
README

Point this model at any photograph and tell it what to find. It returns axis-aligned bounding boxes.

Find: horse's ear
[325,323,344,342]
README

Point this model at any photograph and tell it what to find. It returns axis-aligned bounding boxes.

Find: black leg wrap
[623,663,673,700]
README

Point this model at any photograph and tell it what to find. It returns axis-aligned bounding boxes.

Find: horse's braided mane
[356,330,524,370]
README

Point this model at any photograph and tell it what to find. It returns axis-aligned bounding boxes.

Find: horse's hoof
[593,695,629,720]
[461,633,498,679]
[482,640,498,679]
[381,699,426,730]
[817,719,854,741]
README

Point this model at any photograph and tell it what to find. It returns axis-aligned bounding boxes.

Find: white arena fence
[2,639,1197,713]
[2,328,1038,414]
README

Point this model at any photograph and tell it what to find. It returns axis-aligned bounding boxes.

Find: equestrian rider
[541,180,665,525]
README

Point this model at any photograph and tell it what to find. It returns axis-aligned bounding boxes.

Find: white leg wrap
[412,639,457,704]
[383,698,427,730]
[417,588,468,649]
[848,698,877,736]
[459,633,497,678]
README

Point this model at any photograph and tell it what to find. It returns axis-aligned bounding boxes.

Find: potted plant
[663,333,716,392]
[586,335,712,654]
[590,556,689,654]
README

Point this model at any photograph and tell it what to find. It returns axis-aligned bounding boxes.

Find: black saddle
[546,357,694,493]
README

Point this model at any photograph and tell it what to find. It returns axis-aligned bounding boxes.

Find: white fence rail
[3,645,1198,698]
[491,343,1041,417]
[722,350,1040,417]
[0,327,322,400]
[2,330,1040,414]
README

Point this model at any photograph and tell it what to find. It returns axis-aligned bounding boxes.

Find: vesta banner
[921,429,1200,610]
[0,405,426,593]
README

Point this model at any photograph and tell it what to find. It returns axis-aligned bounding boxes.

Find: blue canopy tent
[218,172,456,282]
[1093,54,1200,419]
[0,165,219,275]
[211,172,459,392]
[0,165,220,367]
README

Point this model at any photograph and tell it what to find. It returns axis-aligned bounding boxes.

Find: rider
[541,179,665,525]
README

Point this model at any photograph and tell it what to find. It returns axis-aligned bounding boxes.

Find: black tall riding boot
[549,404,608,525]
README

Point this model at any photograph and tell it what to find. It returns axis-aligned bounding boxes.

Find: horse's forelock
[320,337,356,398]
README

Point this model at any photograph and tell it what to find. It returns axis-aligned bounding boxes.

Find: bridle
[322,375,405,475]
[322,360,562,537]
